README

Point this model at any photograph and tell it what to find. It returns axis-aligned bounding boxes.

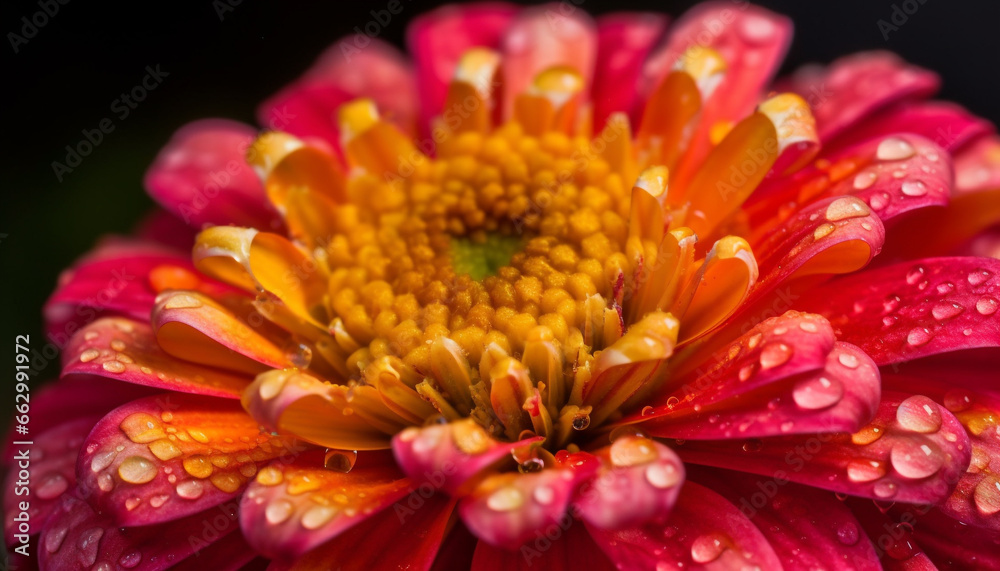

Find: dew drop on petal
[973,477,1000,515]
[645,463,681,489]
[176,480,204,500]
[79,349,100,363]
[759,342,792,369]
[813,223,835,240]
[931,302,964,321]
[533,485,555,505]
[936,282,955,294]
[847,459,886,483]
[837,522,859,546]
[896,396,942,433]
[265,499,294,524]
[35,474,69,500]
[838,352,860,369]
[487,487,524,511]
[900,180,928,197]
[877,137,916,161]
[738,363,757,382]
[873,480,898,499]
[976,296,998,316]
[853,172,876,190]
[905,266,925,285]
[890,440,944,479]
[690,532,728,563]
[968,269,992,286]
[825,197,870,221]
[943,390,972,412]
[45,524,68,553]
[119,550,142,568]
[118,456,158,484]
[792,376,843,410]
[869,192,890,210]
[323,449,358,473]
[883,295,900,313]
[97,473,114,492]
[301,505,337,530]
[102,361,126,374]
[906,327,932,347]
[78,527,104,567]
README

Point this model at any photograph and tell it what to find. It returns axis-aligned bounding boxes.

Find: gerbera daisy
[5,2,1000,570]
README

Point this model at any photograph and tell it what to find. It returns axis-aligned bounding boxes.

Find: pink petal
[587,480,783,569]
[134,208,199,252]
[500,4,597,119]
[407,2,518,129]
[392,420,543,495]
[636,313,880,438]
[824,101,993,155]
[3,417,95,547]
[954,134,1000,194]
[62,317,250,398]
[591,12,667,130]
[903,506,1000,569]
[642,2,791,177]
[688,466,882,570]
[239,450,410,559]
[268,493,456,571]
[573,436,685,530]
[778,51,939,144]
[795,257,1000,365]
[43,239,189,345]
[674,391,971,505]
[846,499,938,570]
[76,393,302,526]
[144,119,280,230]
[38,495,256,571]
[259,37,418,148]
[459,455,598,549]
[471,520,616,570]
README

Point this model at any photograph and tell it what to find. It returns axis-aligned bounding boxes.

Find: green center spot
[451,233,523,280]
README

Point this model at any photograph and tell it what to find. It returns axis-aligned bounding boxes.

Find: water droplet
[97,473,114,491]
[825,197,870,221]
[906,327,932,347]
[838,352,860,369]
[665,396,680,409]
[759,342,792,369]
[610,436,658,466]
[533,485,555,505]
[265,500,294,524]
[645,463,680,489]
[900,180,928,197]
[936,282,955,294]
[34,473,68,500]
[813,223,835,240]
[572,413,591,431]
[78,527,104,566]
[80,349,100,363]
[943,390,972,412]
[906,266,925,285]
[896,395,942,433]
[931,302,964,321]
[45,524,68,553]
[853,171,877,190]
[286,343,313,368]
[301,505,337,529]
[976,296,998,316]
[799,321,819,333]
[847,459,886,482]
[968,269,992,286]
[869,192,890,210]
[690,532,728,563]
[740,14,777,43]
[885,523,917,560]
[747,333,762,349]
[102,360,126,373]
[182,455,213,479]
[973,477,1000,515]
[738,363,757,381]
[873,480,898,499]
[877,137,916,161]
[176,480,204,500]
[487,487,524,511]
[883,295,901,313]
[149,494,169,508]
[119,550,142,568]
[120,413,166,444]
[742,439,763,453]
[163,293,203,310]
[792,376,843,409]
[837,522,859,545]
[118,456,158,484]
[890,440,943,479]
[323,449,358,473]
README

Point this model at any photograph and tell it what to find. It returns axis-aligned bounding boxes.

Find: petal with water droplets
[471,519,617,571]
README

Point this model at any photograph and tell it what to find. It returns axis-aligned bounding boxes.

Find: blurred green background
[2,0,999,421]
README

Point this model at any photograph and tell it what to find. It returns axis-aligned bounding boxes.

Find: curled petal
[573,436,685,529]
[239,450,410,559]
[62,317,249,398]
[144,119,279,229]
[39,495,256,571]
[778,51,939,143]
[795,257,1000,365]
[392,420,543,495]
[586,480,783,570]
[76,393,302,526]
[689,467,882,570]
[676,236,758,343]
[673,391,972,505]
[243,369,396,450]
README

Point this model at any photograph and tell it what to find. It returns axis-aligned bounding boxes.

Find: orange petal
[339,98,426,177]
[676,236,759,344]
[247,131,346,209]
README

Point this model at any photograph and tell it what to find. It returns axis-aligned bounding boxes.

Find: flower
[7,1,1000,569]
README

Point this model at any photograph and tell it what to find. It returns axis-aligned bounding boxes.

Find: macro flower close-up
[4,1,1000,569]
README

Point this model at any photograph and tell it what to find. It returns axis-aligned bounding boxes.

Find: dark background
[2,0,999,394]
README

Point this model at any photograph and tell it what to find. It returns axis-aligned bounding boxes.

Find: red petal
[824,101,993,155]
[258,37,418,148]
[591,12,667,130]
[392,420,543,495]
[38,495,256,571]
[573,436,684,529]
[846,498,938,570]
[239,450,410,559]
[62,317,250,398]
[3,417,95,546]
[500,4,597,120]
[795,257,1000,365]
[778,51,939,144]
[407,2,518,129]
[460,459,597,549]
[144,119,280,230]
[637,314,880,439]
[904,506,1000,569]
[587,480,783,569]
[76,393,302,526]
[674,391,971,505]
[688,467,882,570]
[471,520,616,571]
[270,493,456,571]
